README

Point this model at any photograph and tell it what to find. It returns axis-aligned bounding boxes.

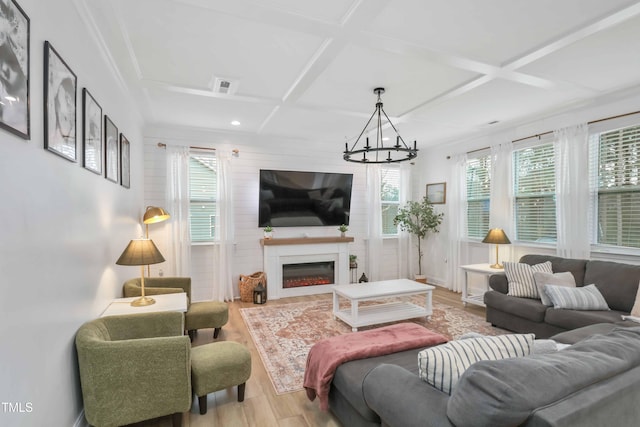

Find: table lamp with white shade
[116,238,166,306]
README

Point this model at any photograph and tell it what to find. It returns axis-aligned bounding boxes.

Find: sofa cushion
[534,271,576,306]
[484,290,548,322]
[418,334,534,394]
[505,261,552,298]
[520,254,588,285]
[584,260,640,312]
[331,348,421,423]
[447,327,640,427]
[545,308,627,330]
[544,284,610,310]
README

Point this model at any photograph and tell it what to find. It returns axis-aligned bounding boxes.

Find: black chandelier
[343,87,418,164]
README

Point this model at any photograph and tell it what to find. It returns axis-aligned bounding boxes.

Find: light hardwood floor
[127,287,485,427]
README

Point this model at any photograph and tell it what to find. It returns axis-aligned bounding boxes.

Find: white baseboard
[73,410,88,427]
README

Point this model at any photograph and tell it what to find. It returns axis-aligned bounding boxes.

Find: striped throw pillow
[505,261,553,298]
[418,334,535,394]
[544,284,610,310]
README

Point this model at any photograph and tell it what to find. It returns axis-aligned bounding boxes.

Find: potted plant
[393,196,444,283]
[349,254,358,269]
[263,225,273,239]
[338,224,348,237]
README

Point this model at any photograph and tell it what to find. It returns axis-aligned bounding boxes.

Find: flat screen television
[259,169,353,227]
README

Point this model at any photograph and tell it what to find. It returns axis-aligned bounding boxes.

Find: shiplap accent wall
[143,126,407,301]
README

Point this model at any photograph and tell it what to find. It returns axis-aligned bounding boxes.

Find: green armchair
[123,277,229,341]
[75,311,191,427]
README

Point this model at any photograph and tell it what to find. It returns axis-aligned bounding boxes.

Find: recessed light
[231,120,241,126]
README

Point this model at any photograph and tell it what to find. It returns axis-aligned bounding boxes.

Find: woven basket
[239,271,266,302]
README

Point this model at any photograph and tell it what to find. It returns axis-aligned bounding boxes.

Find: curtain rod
[459,109,640,156]
[157,142,215,151]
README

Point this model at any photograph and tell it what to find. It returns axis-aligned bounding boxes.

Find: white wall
[142,125,409,300]
[0,1,144,425]
[415,86,640,293]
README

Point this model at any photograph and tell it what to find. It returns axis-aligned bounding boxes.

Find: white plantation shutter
[381,167,400,235]
[466,154,491,238]
[189,153,218,242]
[596,124,640,248]
[514,143,557,242]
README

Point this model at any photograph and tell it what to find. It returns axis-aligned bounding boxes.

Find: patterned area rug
[239,296,507,394]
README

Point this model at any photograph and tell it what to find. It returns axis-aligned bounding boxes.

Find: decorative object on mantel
[263,225,273,239]
[394,196,444,281]
[359,273,368,283]
[343,87,418,164]
[253,282,267,304]
[239,271,267,303]
[338,224,348,237]
[482,228,511,269]
[115,238,165,306]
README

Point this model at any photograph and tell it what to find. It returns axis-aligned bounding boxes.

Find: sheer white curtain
[554,123,590,259]
[212,152,235,302]
[366,164,383,282]
[489,142,515,263]
[397,163,412,278]
[165,145,191,276]
[447,153,467,292]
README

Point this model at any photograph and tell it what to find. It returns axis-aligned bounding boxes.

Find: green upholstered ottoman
[186,301,229,341]
[191,341,252,415]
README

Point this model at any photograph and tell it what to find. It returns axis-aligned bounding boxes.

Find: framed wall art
[104,115,118,183]
[426,182,446,204]
[0,0,30,139]
[120,133,130,189]
[82,88,102,174]
[44,41,77,161]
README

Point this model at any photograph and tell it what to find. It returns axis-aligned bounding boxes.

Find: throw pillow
[631,282,640,317]
[417,333,535,395]
[544,284,610,310]
[505,261,553,299]
[533,271,576,306]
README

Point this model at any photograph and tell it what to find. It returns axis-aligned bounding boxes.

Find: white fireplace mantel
[262,237,354,299]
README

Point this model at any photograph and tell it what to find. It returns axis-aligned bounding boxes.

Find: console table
[460,264,505,307]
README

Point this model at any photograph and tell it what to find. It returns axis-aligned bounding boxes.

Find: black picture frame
[104,115,118,183]
[44,41,77,161]
[82,88,102,174]
[120,133,130,189]
[0,0,30,139]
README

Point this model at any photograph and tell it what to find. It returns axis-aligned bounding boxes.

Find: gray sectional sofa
[328,325,640,427]
[484,254,640,338]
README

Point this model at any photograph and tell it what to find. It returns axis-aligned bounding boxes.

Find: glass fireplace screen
[282,261,335,288]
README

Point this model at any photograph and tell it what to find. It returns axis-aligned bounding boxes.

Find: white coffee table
[332,279,434,331]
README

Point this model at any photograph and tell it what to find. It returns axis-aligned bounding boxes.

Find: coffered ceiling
[82,0,640,147]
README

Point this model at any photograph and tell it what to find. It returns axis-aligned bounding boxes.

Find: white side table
[460,264,505,307]
[101,292,188,317]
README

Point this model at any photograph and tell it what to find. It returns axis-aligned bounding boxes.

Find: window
[381,167,400,235]
[466,154,491,238]
[189,152,217,242]
[513,143,556,242]
[596,124,640,248]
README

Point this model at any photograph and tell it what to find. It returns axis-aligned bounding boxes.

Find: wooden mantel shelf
[261,236,354,246]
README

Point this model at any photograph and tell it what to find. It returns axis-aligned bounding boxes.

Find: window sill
[192,241,218,246]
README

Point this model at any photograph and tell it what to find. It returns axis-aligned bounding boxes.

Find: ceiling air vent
[210,77,238,95]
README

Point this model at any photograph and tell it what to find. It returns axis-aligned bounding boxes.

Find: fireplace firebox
[282,261,335,288]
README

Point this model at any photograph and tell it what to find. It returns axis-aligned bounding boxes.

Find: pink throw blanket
[303,323,447,410]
